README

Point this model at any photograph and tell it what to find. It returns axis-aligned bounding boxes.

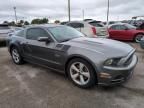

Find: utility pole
[13,6,18,24]
[68,0,71,22]
[106,0,110,26]
[82,9,84,20]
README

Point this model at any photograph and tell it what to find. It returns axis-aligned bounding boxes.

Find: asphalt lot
[0,42,144,108]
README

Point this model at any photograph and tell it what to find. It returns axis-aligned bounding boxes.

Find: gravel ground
[0,42,144,108]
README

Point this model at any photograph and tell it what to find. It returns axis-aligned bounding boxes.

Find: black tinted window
[111,25,127,30]
[119,25,127,30]
[26,28,48,40]
[67,23,84,28]
[111,25,120,30]
[16,30,25,37]
[89,22,104,27]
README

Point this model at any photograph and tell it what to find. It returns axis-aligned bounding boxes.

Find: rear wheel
[67,58,97,88]
[135,34,144,43]
[11,47,24,64]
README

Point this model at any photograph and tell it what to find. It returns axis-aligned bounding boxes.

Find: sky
[0,0,144,23]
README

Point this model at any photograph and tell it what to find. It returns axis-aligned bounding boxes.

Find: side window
[119,25,127,30]
[16,30,25,37]
[75,23,84,28]
[26,28,48,40]
[67,23,76,28]
[110,25,120,30]
[67,23,72,27]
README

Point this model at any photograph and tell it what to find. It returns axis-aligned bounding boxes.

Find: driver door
[22,27,56,67]
[109,25,129,40]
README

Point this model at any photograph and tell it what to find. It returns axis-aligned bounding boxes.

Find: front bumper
[98,55,138,86]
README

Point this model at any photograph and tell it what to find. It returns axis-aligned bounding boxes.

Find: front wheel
[11,47,24,65]
[135,34,144,43]
[67,58,97,88]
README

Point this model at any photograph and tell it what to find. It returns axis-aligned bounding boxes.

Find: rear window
[89,22,104,27]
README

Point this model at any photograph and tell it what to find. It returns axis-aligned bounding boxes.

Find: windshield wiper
[61,36,83,42]
[61,39,71,42]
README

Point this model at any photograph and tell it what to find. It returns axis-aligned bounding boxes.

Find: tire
[11,47,24,65]
[67,58,97,88]
[134,34,144,43]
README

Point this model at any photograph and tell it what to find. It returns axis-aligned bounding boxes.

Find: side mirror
[37,37,51,43]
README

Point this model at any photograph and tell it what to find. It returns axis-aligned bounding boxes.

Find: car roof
[67,20,102,24]
[66,21,85,24]
[25,24,64,29]
[108,23,128,27]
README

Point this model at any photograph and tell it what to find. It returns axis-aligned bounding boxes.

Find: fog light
[100,73,112,79]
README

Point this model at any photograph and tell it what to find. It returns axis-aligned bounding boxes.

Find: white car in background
[0,24,12,41]
[66,20,109,38]
[8,27,23,36]
[0,24,11,34]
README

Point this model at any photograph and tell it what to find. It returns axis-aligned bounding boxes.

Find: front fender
[66,46,107,72]
[8,38,22,55]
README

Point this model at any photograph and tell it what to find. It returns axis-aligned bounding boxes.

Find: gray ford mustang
[7,24,138,88]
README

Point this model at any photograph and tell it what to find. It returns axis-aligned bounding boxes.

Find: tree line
[2,18,61,26]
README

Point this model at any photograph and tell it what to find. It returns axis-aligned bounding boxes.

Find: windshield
[48,26,84,42]
[125,24,136,29]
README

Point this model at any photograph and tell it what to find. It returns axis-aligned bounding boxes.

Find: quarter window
[16,30,25,37]
[26,28,48,40]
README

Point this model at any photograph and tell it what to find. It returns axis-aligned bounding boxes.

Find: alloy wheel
[12,49,20,63]
[135,34,144,43]
[70,62,90,85]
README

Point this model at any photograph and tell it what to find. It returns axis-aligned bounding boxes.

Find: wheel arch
[134,32,144,40]
[9,43,20,54]
[65,54,98,80]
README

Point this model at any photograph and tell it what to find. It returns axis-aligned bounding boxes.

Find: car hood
[65,37,134,58]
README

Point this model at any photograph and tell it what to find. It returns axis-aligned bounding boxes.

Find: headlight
[104,59,114,66]
[104,58,121,66]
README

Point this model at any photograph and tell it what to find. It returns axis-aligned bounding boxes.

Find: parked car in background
[137,22,144,30]
[108,23,144,42]
[0,24,11,34]
[103,21,120,25]
[129,16,144,27]
[140,37,144,49]
[0,24,12,41]
[83,19,94,22]
[7,24,138,88]
[8,27,23,36]
[66,21,109,38]
[60,21,69,25]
